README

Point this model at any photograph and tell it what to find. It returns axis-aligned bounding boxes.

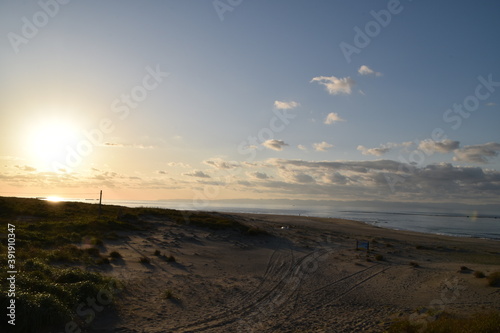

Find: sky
[1,0,499,209]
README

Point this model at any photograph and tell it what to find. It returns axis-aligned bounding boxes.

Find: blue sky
[1,0,499,207]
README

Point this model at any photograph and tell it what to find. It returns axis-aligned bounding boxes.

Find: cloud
[262,139,289,151]
[357,145,391,156]
[418,139,460,154]
[292,173,315,183]
[310,76,355,95]
[167,162,191,168]
[313,141,333,151]
[486,102,497,106]
[453,142,500,163]
[324,112,345,125]
[251,172,270,179]
[15,165,36,172]
[184,170,211,178]
[157,170,167,175]
[357,142,415,156]
[261,158,500,203]
[104,142,154,149]
[274,101,300,109]
[204,158,240,169]
[298,144,308,151]
[358,65,382,76]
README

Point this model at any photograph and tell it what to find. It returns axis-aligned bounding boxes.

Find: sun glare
[27,117,80,169]
[46,196,64,202]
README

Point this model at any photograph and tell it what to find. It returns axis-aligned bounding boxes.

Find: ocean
[93,199,500,241]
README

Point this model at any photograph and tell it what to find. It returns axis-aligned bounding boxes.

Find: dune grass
[0,196,263,332]
[388,311,500,333]
[487,271,500,287]
[0,197,143,332]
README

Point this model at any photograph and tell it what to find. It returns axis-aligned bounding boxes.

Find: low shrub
[109,251,122,259]
[487,272,500,287]
[139,256,150,264]
[474,270,485,278]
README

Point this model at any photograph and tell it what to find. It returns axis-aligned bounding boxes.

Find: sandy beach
[80,212,500,333]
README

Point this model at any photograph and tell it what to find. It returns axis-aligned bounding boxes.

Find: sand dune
[89,213,500,332]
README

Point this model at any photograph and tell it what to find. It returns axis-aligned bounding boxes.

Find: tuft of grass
[85,247,100,257]
[89,236,104,246]
[487,271,500,287]
[96,256,110,265]
[162,289,174,300]
[375,254,384,261]
[109,251,122,259]
[460,266,470,272]
[245,226,269,236]
[139,256,151,264]
[163,254,176,263]
[154,249,161,256]
[474,270,486,278]
[410,261,420,268]
[388,311,500,333]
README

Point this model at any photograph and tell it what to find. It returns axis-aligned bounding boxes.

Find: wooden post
[99,190,102,218]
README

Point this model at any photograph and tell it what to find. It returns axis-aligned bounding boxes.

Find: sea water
[97,199,500,241]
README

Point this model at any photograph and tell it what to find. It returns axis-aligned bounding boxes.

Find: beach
[87,212,500,332]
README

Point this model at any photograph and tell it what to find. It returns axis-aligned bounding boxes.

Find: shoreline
[189,208,500,242]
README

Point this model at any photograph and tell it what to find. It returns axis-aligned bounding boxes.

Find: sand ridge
[86,213,500,333]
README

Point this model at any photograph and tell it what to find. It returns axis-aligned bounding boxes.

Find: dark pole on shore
[99,190,102,218]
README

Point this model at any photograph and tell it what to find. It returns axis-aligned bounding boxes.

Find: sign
[356,240,370,252]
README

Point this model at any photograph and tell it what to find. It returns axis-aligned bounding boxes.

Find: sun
[26,117,80,170]
[46,196,64,202]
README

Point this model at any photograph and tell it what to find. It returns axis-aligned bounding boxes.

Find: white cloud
[298,144,308,151]
[358,65,382,76]
[103,142,154,149]
[313,141,333,151]
[357,141,415,156]
[167,162,191,168]
[310,76,355,95]
[453,142,500,163]
[324,112,345,125]
[418,139,460,154]
[357,145,391,156]
[262,139,289,151]
[486,102,497,107]
[274,100,300,109]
